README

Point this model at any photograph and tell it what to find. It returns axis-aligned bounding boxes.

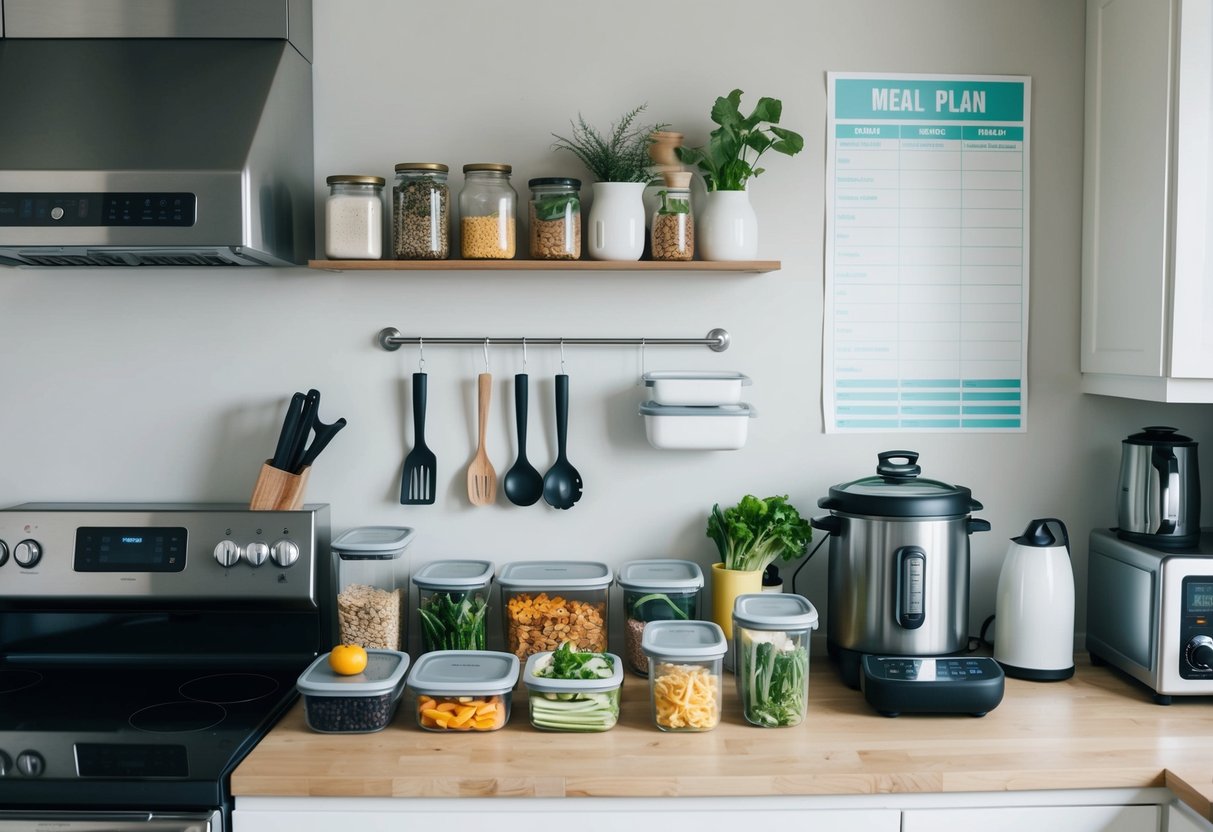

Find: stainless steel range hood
[0,0,314,266]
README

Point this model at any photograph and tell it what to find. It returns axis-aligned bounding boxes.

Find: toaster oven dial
[213,540,241,568]
[1185,635,1213,670]
[13,539,41,568]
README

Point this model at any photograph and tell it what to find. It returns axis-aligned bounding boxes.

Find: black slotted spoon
[400,372,436,504]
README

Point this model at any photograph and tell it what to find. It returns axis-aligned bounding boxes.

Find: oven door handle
[0,811,215,832]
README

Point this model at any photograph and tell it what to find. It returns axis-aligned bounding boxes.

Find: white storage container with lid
[639,401,756,450]
[641,620,727,732]
[497,561,612,661]
[332,526,415,651]
[407,650,519,732]
[732,593,818,728]
[616,559,704,676]
[411,559,494,653]
[523,649,624,732]
[296,648,410,733]
[642,371,753,406]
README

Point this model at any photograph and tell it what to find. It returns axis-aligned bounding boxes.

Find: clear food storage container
[412,559,493,652]
[333,526,415,651]
[639,401,756,450]
[498,561,611,661]
[324,174,385,259]
[407,650,519,732]
[392,162,449,260]
[296,649,410,733]
[459,163,517,259]
[616,559,704,676]
[523,646,623,732]
[642,371,752,406]
[641,620,727,732]
[732,593,818,728]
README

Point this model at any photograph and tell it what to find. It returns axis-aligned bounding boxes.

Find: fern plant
[551,105,668,183]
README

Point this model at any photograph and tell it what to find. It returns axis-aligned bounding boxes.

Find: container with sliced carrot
[406,650,519,732]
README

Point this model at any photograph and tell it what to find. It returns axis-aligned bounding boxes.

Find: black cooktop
[0,659,304,811]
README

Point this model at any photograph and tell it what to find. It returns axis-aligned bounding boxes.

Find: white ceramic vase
[587,181,646,261]
[699,189,758,261]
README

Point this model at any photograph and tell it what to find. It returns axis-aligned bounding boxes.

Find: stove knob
[213,540,241,568]
[245,541,270,567]
[13,540,41,568]
[0,540,8,567]
[0,750,10,776]
[270,540,299,568]
[15,750,44,777]
[1187,635,1213,670]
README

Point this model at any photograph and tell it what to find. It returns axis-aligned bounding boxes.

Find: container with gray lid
[411,560,494,653]
[642,371,752,406]
[497,561,612,662]
[332,526,414,651]
[641,620,727,732]
[523,650,624,732]
[731,593,817,728]
[638,401,757,450]
[296,649,410,733]
[407,650,519,731]
[617,559,704,676]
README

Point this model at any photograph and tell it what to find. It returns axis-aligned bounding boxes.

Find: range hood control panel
[0,192,197,227]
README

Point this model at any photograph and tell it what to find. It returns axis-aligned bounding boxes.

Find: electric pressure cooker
[813,451,991,687]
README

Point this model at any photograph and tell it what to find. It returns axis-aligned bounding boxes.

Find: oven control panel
[0,503,330,603]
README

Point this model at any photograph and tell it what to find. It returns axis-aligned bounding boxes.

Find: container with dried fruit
[392,162,449,260]
[406,650,519,732]
[497,560,612,662]
[616,559,703,676]
[332,526,415,651]
[459,163,517,259]
[528,177,581,260]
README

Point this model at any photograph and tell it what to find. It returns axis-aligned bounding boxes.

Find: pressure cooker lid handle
[877,450,921,480]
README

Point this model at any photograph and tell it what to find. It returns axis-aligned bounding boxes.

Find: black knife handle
[413,373,427,443]
[271,391,305,470]
[287,389,320,473]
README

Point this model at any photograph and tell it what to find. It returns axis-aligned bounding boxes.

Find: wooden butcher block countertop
[231,655,1213,818]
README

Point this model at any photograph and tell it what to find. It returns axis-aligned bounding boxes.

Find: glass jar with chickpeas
[459,163,517,259]
[393,162,449,260]
[528,177,581,260]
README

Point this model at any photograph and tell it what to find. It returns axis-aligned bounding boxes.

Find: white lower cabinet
[1170,800,1213,832]
[903,804,1159,832]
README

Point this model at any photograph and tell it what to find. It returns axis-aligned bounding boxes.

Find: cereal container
[411,559,494,653]
[497,560,611,661]
[523,649,623,732]
[324,174,385,259]
[296,649,410,733]
[392,162,449,260]
[616,559,704,676]
[641,620,727,732]
[528,177,581,260]
[459,163,517,259]
[650,178,694,261]
[333,526,415,651]
[732,593,818,728]
[406,650,519,732]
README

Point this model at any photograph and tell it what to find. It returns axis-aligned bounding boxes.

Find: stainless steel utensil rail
[376,327,731,352]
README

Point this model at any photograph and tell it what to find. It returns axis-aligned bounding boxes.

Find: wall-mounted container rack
[312,260,780,273]
[377,328,732,352]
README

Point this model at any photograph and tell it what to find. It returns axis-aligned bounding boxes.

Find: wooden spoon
[467,372,497,505]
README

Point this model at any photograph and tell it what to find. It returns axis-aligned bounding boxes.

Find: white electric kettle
[994,518,1075,681]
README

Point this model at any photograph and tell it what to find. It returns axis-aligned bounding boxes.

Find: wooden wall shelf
[308,259,780,273]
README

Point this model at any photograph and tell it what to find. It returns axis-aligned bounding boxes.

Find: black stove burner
[180,672,280,705]
[0,669,43,694]
[129,700,227,733]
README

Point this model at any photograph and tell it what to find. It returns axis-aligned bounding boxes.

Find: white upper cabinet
[1081,0,1213,401]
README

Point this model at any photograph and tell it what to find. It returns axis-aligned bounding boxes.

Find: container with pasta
[641,620,727,732]
[497,561,611,662]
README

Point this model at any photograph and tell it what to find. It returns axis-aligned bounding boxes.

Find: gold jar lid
[326,174,385,186]
[394,162,449,173]
[463,163,512,174]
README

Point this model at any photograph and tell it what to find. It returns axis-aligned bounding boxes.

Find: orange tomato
[328,644,368,676]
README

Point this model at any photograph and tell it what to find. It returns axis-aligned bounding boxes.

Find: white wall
[2,0,1210,646]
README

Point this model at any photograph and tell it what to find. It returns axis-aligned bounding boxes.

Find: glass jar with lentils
[528,177,581,260]
[459,163,517,259]
[392,163,449,260]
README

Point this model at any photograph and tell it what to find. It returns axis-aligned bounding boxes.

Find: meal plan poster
[824,73,1030,433]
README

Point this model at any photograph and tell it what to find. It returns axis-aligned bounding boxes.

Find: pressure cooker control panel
[1179,576,1213,679]
[859,655,1005,717]
[0,503,328,603]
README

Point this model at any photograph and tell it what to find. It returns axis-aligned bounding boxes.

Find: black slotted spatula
[400,372,436,504]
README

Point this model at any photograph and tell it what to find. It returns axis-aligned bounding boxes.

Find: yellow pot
[711,563,763,640]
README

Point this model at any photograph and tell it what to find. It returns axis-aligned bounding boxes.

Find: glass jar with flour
[324,174,385,259]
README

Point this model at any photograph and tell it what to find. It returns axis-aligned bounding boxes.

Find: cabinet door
[903,804,1158,832]
[1168,800,1213,832]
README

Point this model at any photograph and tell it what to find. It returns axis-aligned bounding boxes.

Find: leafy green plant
[656,190,691,215]
[551,105,669,183]
[533,193,580,221]
[677,89,805,191]
[707,494,811,572]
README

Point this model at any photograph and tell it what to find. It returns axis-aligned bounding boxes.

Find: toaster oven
[1086,528,1213,704]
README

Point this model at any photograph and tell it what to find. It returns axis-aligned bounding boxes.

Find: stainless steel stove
[0,503,334,832]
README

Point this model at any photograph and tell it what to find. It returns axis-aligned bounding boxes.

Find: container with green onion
[616,559,704,676]
[411,560,494,653]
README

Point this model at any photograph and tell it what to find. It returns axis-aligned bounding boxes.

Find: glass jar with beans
[528,177,581,260]
[459,163,517,259]
[650,171,694,261]
[616,559,704,675]
[392,162,449,259]
[497,560,612,662]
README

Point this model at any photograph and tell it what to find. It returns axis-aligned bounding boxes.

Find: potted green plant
[551,104,667,261]
[677,89,805,260]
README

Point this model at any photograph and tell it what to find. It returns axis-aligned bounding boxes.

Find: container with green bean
[411,559,494,653]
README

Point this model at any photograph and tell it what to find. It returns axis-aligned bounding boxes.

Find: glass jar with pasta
[640,620,727,732]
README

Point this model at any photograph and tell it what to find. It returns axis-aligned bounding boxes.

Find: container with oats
[332,526,415,652]
[641,620,727,732]
[497,560,611,662]
[616,559,703,676]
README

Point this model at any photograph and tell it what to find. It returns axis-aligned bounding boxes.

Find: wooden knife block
[249,461,310,511]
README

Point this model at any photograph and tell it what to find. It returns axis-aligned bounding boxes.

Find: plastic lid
[406,650,519,696]
[412,559,494,590]
[818,451,981,518]
[497,560,612,590]
[528,177,581,189]
[616,559,704,592]
[638,402,757,418]
[296,649,410,697]
[332,526,415,560]
[641,620,727,660]
[1124,426,1196,446]
[522,651,624,694]
[732,593,819,631]
[642,371,752,385]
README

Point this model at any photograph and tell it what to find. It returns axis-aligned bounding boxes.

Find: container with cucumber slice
[523,644,623,732]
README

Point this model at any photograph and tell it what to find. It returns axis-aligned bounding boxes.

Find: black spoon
[503,373,544,506]
[542,373,583,510]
